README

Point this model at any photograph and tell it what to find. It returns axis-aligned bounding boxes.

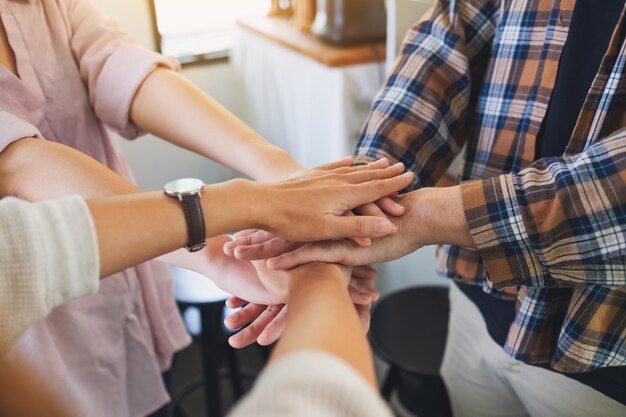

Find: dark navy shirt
[459,0,626,405]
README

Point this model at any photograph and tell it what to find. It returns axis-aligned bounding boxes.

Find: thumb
[325,215,398,240]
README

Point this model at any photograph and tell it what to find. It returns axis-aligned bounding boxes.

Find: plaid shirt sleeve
[462,128,626,288]
[354,0,501,189]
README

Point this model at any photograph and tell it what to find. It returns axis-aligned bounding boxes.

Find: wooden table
[237,16,386,68]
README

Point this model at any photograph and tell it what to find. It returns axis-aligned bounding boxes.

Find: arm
[355,0,500,187]
[271,264,377,386]
[240,129,626,289]
[0,138,413,272]
[227,263,393,417]
[461,128,626,288]
[129,68,301,180]
[228,186,472,269]
[64,0,301,180]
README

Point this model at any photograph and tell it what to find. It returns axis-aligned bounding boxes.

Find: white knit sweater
[0,196,393,416]
[0,196,100,355]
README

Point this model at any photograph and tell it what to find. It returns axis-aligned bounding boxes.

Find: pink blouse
[0,1,191,416]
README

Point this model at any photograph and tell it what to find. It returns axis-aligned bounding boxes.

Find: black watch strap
[180,193,207,252]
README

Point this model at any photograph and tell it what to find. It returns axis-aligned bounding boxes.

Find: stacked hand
[244,157,413,242]
[223,260,378,348]
[220,191,428,348]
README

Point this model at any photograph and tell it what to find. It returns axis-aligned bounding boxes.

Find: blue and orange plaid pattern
[355,0,626,373]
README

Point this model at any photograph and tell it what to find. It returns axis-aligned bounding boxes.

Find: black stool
[170,266,255,417]
[369,286,452,417]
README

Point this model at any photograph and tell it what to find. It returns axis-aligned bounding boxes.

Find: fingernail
[402,172,414,178]
[375,220,393,234]
[372,291,380,301]
[226,313,239,322]
[392,162,403,168]
[360,292,372,301]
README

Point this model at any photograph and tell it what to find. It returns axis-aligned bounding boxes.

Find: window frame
[148,0,233,65]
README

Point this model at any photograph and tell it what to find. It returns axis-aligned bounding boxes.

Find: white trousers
[440,283,626,417]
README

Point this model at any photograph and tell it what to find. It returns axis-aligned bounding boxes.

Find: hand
[351,196,406,246]
[225,214,420,270]
[224,265,379,348]
[248,157,414,242]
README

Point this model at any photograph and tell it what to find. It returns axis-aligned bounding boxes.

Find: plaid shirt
[355,0,626,373]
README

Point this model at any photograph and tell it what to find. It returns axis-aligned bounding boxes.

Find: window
[150,0,267,64]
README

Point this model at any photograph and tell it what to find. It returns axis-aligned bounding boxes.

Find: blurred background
[90,2,451,416]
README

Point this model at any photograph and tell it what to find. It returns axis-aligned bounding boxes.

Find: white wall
[92,0,244,190]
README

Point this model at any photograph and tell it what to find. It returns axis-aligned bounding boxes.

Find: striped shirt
[355,0,626,373]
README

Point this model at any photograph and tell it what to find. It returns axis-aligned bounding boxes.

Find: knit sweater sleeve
[0,196,100,355]
[228,351,393,417]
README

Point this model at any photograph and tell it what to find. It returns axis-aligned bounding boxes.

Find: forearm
[269,264,377,388]
[0,138,260,276]
[87,180,260,277]
[130,68,302,180]
[403,186,475,248]
[0,138,139,201]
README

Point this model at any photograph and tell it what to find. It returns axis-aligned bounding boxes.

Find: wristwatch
[164,178,207,252]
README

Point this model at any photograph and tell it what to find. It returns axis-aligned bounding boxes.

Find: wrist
[200,178,262,235]
[414,186,475,248]
[253,147,302,180]
[287,263,349,302]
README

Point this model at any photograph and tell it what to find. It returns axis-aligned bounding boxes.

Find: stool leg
[200,305,223,417]
[381,365,400,400]
[226,346,244,398]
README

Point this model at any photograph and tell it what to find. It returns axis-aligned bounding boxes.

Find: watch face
[164,178,205,197]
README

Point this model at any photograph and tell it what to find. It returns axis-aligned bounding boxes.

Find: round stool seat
[370,286,449,377]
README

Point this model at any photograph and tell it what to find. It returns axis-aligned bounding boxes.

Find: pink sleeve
[62,0,181,139]
[0,112,43,153]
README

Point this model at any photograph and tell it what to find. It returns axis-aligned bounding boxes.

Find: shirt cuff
[461,174,545,288]
[93,43,181,139]
[0,112,43,153]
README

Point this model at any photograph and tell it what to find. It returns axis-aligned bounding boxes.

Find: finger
[348,285,375,305]
[345,210,371,247]
[325,215,398,239]
[347,172,414,209]
[224,303,267,330]
[355,202,385,218]
[351,265,378,281]
[225,296,248,309]
[355,304,372,332]
[353,237,372,247]
[328,157,390,174]
[313,156,354,171]
[234,238,304,261]
[345,162,405,184]
[268,242,346,270]
[232,229,261,239]
[352,204,384,248]
[224,230,277,255]
[349,281,380,302]
[257,306,288,346]
[376,196,406,217]
[228,305,284,349]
